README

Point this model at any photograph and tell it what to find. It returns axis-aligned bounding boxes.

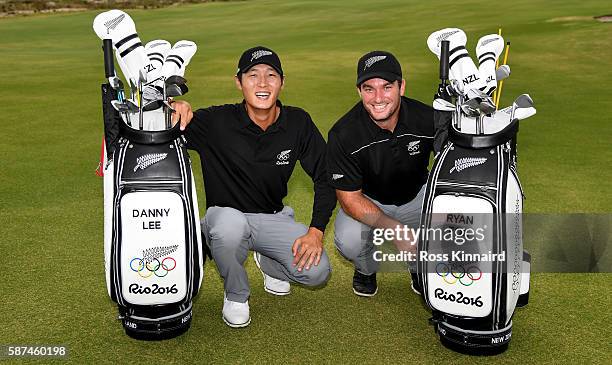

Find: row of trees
[0,1,228,14]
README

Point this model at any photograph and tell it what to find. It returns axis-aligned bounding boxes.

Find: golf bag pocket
[419,136,527,354]
[104,125,203,340]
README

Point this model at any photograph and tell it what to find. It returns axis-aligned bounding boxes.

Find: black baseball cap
[356,51,402,86]
[236,46,284,77]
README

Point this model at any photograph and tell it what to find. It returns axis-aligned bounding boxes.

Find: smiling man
[171,46,335,328]
[326,51,438,297]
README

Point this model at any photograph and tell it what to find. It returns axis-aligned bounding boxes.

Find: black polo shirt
[184,100,336,232]
[327,96,435,206]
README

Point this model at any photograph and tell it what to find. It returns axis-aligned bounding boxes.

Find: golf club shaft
[495,41,511,108]
[492,27,502,104]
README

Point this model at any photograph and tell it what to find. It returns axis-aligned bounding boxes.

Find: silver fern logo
[133,153,168,172]
[149,42,167,48]
[174,43,194,49]
[436,30,460,45]
[449,157,487,173]
[480,36,500,48]
[251,50,273,61]
[104,13,125,33]
[364,55,387,70]
[142,245,179,263]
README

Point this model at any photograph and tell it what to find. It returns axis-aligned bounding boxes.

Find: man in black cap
[326,51,439,297]
[171,46,335,327]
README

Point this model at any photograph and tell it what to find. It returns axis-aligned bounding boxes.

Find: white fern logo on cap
[364,55,387,70]
[251,50,273,62]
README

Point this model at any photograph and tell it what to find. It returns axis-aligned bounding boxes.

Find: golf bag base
[119,304,193,341]
[433,319,511,355]
[103,120,204,341]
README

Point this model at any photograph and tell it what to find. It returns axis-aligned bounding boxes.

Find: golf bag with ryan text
[95,13,204,340]
[418,32,531,354]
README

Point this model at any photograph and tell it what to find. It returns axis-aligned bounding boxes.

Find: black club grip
[440,40,450,81]
[103,39,115,78]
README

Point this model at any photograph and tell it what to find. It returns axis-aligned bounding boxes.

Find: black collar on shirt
[238,99,287,132]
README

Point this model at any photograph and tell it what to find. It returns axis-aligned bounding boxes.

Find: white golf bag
[95,10,204,340]
[418,32,531,354]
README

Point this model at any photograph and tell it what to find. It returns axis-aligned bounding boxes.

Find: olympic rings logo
[436,263,482,286]
[130,257,176,278]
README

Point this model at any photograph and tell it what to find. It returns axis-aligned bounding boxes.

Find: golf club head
[165,84,183,97]
[514,94,534,109]
[433,98,456,112]
[166,75,187,86]
[461,89,495,116]
[427,28,485,96]
[143,100,163,112]
[108,76,123,90]
[479,97,496,115]
[448,79,464,96]
[460,99,481,117]
[515,106,537,120]
[499,104,537,121]
[161,40,198,78]
[111,100,129,113]
[142,85,163,102]
[93,9,152,86]
[125,99,140,113]
[111,100,139,113]
[179,83,189,95]
[476,34,505,95]
[495,65,511,81]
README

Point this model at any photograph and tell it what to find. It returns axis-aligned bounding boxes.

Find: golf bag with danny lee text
[95,11,204,340]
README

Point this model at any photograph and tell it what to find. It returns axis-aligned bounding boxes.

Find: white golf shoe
[253,252,290,296]
[222,294,250,328]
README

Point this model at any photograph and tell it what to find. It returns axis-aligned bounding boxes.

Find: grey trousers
[202,206,331,303]
[334,185,426,275]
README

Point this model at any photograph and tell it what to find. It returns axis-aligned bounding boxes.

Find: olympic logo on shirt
[130,257,176,278]
[436,262,482,286]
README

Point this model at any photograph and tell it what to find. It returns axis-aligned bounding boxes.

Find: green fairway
[1,0,611,363]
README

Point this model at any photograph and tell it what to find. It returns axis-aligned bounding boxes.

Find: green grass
[1,0,611,363]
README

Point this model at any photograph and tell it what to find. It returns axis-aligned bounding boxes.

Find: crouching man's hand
[292,227,324,272]
[170,100,194,131]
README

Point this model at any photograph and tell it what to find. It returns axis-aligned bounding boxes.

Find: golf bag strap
[119,121,181,144]
[449,119,519,149]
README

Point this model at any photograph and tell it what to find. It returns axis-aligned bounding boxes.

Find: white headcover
[427,28,485,96]
[161,40,198,78]
[93,9,152,86]
[145,39,171,83]
[476,34,505,96]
